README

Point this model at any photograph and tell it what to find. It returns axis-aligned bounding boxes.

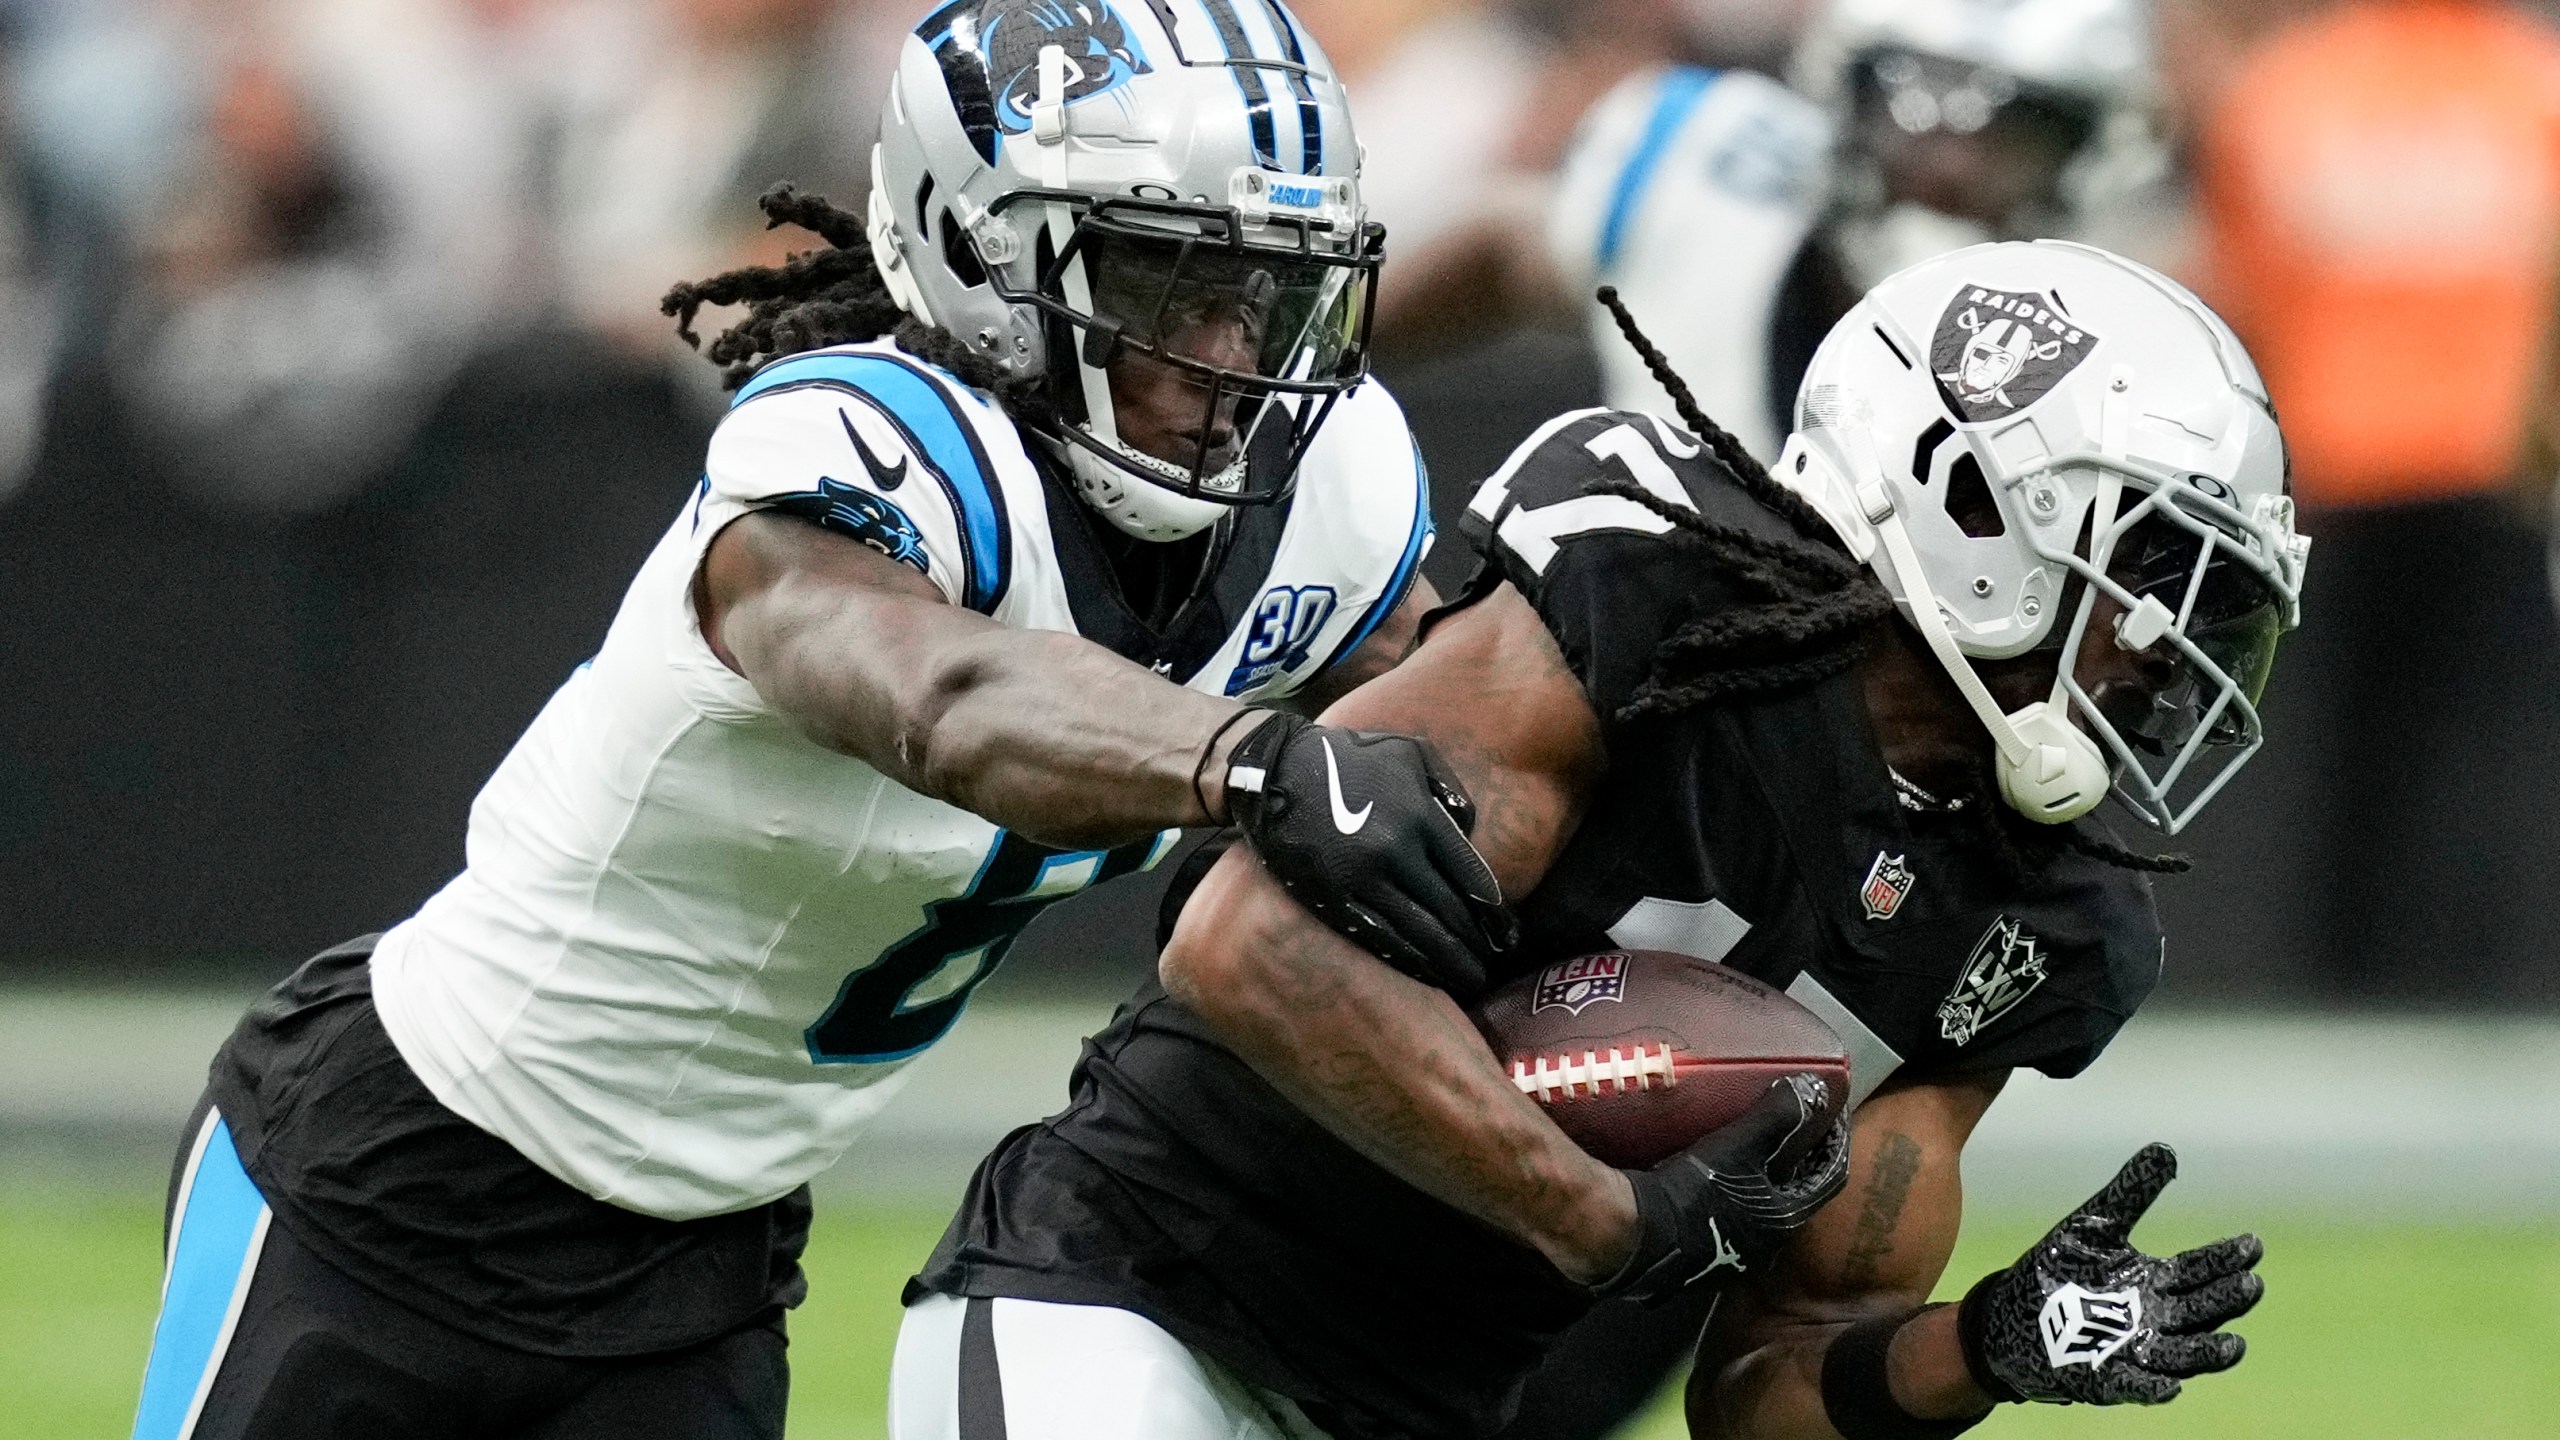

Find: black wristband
[1820,1309,1991,1440]
[1956,1272,2027,1405]
[1193,708,1275,825]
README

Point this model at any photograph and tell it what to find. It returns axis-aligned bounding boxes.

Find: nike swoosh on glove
[1959,1143,2265,1406]
[1597,1073,1851,1305]
[1223,713,1515,996]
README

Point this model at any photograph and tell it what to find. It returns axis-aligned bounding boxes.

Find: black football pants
[133,1106,788,1440]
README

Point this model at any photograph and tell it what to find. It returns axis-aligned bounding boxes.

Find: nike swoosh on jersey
[1323,738,1373,835]
[840,407,908,491]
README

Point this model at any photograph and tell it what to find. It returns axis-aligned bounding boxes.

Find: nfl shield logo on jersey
[1930,287,2100,423]
[1533,953,1631,1016]
[1937,917,2050,1046]
[2039,1283,2143,1370]
[1860,852,1915,921]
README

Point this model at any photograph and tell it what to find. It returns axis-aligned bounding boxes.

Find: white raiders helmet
[1774,241,2311,834]
[1794,0,2162,285]
[869,0,1378,541]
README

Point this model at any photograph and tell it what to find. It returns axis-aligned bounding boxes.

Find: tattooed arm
[1159,582,1627,1282]
[1686,1072,2009,1439]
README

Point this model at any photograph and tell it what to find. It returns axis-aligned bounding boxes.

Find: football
[1472,950,1853,1169]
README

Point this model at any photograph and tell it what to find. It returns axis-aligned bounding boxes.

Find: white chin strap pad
[1996,699,2112,824]
[1854,473,2110,826]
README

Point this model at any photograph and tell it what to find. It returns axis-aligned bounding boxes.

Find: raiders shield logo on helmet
[1930,287,2099,423]
[1937,917,2050,1045]
[1533,953,1631,1016]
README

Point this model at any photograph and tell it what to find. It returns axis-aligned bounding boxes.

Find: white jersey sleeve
[1547,67,1831,461]
[698,349,1016,612]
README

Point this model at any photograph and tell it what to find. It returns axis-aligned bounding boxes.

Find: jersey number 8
[804,830,1171,1064]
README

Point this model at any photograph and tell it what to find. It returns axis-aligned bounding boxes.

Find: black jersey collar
[1032,443,1299,685]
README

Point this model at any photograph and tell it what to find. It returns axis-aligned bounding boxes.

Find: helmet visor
[2049,479,2296,832]
[2099,505,2286,751]
[1082,224,1370,388]
[992,191,1380,503]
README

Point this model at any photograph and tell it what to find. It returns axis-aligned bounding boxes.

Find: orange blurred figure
[2196,0,2560,507]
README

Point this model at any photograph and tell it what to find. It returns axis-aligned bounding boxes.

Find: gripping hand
[1960,1143,2264,1406]
[1223,714,1514,996]
[1597,1074,1851,1304]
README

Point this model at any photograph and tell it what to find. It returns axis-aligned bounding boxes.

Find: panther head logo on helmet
[953,0,1154,138]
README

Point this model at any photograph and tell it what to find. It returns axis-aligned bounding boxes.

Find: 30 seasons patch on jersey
[1533,952,1631,1016]
[1937,916,2050,1046]
[1930,286,2099,424]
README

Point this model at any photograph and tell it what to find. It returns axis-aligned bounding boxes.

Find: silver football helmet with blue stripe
[870,0,1378,541]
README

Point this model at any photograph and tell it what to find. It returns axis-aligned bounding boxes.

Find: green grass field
[8,1182,2555,1439]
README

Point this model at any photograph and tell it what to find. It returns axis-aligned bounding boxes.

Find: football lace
[1510,1044,1679,1103]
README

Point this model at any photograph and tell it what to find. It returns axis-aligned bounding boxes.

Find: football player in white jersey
[129,5,1509,1439]
[1384,0,2157,473]
[1546,0,2160,462]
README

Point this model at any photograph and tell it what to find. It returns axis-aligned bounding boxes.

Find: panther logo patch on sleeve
[1929,287,2100,423]
[1937,916,2050,1046]
[765,478,934,578]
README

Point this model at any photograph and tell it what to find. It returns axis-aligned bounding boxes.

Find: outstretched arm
[699,511,1245,850]
[699,512,1499,978]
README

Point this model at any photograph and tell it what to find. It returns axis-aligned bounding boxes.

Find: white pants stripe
[891,1294,1333,1440]
[130,1111,272,1440]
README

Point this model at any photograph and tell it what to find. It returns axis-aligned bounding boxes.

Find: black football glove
[1595,1074,1851,1305]
[1223,713,1515,996]
[1959,1143,2264,1406]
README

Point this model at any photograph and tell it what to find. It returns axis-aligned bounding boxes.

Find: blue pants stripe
[131,1112,271,1440]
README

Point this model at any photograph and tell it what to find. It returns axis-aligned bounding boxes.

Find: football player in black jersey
[895,241,2306,1440]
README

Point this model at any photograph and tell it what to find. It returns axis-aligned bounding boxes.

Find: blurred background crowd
[4,0,2558,1008]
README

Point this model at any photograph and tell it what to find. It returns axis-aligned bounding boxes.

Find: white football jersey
[1547,67,1832,461]
[371,342,1432,1220]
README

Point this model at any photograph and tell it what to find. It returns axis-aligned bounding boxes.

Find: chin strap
[1853,472,2109,826]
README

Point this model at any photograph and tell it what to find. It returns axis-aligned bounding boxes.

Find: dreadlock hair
[1591,286,1897,724]
[1589,287,2189,876]
[661,183,1050,422]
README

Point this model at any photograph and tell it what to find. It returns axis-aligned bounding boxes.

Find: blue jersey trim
[133,1116,268,1440]
[1316,440,1434,677]
[732,353,1013,614]
[1598,67,1719,275]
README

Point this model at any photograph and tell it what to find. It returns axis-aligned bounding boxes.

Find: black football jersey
[909,409,2164,1440]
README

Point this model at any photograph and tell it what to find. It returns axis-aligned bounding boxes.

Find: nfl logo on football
[1533,953,1631,1015]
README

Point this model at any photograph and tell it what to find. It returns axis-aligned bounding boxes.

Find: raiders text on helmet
[1775,240,2311,833]
[869,0,1380,541]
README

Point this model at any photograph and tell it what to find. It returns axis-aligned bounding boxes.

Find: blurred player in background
[127,4,1504,1437]
[1381,0,2161,465]
[892,243,2297,1440]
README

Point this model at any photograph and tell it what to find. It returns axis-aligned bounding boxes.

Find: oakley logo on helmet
[1929,287,2099,423]
[920,0,1153,147]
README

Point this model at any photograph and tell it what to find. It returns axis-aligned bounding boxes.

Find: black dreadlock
[1589,288,2188,876]
[662,184,1049,422]
[1591,286,1897,723]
